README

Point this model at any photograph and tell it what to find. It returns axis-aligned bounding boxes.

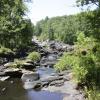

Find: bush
[27,52,40,62]
[85,86,100,100]
[13,59,26,68]
[54,52,73,71]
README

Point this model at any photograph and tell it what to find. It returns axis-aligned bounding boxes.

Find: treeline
[0,0,34,49]
[34,12,91,44]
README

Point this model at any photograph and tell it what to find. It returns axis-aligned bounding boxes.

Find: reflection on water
[27,89,63,100]
[36,67,57,77]
[0,79,64,100]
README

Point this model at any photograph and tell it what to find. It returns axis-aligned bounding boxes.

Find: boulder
[0,72,6,76]
[0,76,10,81]
[21,72,40,82]
[21,72,41,90]
[40,75,63,83]
[22,62,35,70]
[23,80,42,90]
[4,68,22,78]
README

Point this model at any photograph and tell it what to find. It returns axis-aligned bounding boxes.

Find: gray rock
[4,62,14,67]
[50,80,64,86]
[21,72,40,82]
[0,72,6,76]
[23,80,42,90]
[40,75,63,83]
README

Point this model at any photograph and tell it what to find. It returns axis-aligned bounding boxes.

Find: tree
[76,0,100,8]
[48,26,54,40]
[0,0,33,49]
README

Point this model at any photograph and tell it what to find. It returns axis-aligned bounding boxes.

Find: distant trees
[34,13,93,44]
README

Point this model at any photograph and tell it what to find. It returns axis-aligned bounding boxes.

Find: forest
[0,0,100,100]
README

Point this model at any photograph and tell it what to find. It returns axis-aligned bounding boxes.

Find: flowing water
[0,68,64,100]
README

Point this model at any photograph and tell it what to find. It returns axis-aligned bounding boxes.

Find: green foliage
[8,59,27,68]
[27,52,41,61]
[76,0,100,8]
[34,15,79,44]
[0,0,33,49]
[54,52,73,71]
[62,32,100,86]
[0,46,13,55]
[84,10,100,39]
[85,86,100,100]
[13,59,26,68]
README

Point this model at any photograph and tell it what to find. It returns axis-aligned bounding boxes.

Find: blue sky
[26,0,96,24]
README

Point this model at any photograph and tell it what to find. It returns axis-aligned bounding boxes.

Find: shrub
[85,86,100,100]
[64,32,100,86]
[54,52,73,71]
[27,52,40,62]
[55,32,100,86]
[13,59,26,68]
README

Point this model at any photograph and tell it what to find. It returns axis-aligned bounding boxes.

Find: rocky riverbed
[0,38,85,100]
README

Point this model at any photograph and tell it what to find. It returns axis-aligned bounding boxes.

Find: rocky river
[0,38,85,100]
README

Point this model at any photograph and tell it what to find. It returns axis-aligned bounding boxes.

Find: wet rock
[0,58,8,65]
[40,54,58,67]
[0,72,6,76]
[22,62,35,70]
[49,41,74,52]
[63,73,73,81]
[50,80,64,86]
[40,75,63,83]
[4,62,14,67]
[1,88,6,92]
[42,81,49,87]
[0,76,10,81]
[34,82,42,90]
[10,81,14,84]
[21,72,40,82]
[25,59,34,64]
[4,68,22,78]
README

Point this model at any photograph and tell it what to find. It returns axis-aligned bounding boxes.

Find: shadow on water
[0,78,64,100]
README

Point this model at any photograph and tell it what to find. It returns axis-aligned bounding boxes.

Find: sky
[26,0,96,24]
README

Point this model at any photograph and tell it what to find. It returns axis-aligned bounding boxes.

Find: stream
[0,68,64,100]
[0,40,85,100]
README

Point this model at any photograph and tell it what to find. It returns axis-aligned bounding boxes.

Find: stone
[50,80,64,86]
[0,72,6,76]
[22,62,35,70]
[4,62,14,67]
[4,68,22,78]
[40,75,63,83]
[1,88,6,92]
[21,72,40,83]
[0,76,10,81]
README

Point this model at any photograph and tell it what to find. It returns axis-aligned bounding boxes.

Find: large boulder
[23,80,42,90]
[21,72,40,82]
[0,76,10,81]
[21,72,41,90]
[4,68,22,78]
